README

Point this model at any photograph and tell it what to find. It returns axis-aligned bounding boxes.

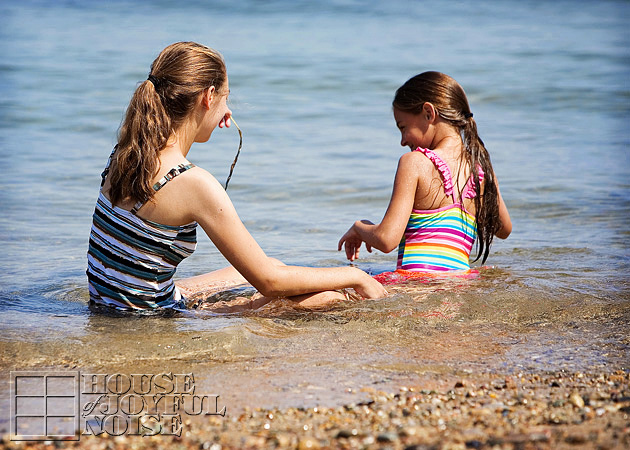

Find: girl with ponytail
[87,42,386,312]
[339,72,511,281]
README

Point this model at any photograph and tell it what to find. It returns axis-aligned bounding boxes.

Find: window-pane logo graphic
[9,371,225,441]
[10,371,80,441]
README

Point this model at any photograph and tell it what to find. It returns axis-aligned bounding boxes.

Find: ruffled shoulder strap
[412,147,454,198]
[462,164,485,200]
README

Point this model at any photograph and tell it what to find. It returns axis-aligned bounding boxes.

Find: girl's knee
[268,257,286,267]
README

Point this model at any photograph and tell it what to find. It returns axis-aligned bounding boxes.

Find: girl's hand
[353,269,387,299]
[218,114,231,128]
[338,225,372,261]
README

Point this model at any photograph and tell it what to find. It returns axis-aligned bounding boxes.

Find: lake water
[0,0,629,422]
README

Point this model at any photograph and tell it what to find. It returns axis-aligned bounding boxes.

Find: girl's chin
[196,133,212,143]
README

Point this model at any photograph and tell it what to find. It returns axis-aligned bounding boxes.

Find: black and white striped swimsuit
[86,149,197,310]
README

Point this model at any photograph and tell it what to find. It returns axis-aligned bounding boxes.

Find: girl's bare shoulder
[398,150,435,177]
[179,165,220,188]
[162,165,227,206]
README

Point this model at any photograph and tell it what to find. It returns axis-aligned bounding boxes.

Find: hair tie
[147,74,160,88]
[464,112,473,119]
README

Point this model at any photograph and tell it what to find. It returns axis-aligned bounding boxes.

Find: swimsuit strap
[413,147,485,202]
[130,163,195,215]
[151,163,196,193]
[100,146,118,187]
[412,147,455,200]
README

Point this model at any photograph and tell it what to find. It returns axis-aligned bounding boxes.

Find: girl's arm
[184,168,387,299]
[338,152,418,261]
[495,179,512,239]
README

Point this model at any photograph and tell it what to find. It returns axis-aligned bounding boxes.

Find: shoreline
[2,369,628,449]
[2,290,628,449]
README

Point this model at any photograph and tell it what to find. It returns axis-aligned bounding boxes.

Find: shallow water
[1,0,629,425]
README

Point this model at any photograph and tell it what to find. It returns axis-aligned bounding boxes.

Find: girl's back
[338,71,511,274]
[407,146,479,215]
[397,146,484,272]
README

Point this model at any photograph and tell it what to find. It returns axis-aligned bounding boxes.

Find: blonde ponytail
[109,80,171,206]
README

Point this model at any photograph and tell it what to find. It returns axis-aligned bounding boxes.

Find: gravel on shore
[3,370,629,450]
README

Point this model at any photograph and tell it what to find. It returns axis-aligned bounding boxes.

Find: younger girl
[87,42,386,312]
[338,72,511,280]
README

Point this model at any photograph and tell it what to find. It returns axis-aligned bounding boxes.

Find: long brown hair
[108,42,226,206]
[393,71,501,263]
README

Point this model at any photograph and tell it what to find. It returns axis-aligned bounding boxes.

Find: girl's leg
[288,291,349,309]
[178,258,352,312]
[175,265,248,298]
[197,293,272,313]
[177,262,274,312]
[197,290,349,313]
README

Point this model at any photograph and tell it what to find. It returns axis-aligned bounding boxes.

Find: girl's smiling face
[393,105,434,150]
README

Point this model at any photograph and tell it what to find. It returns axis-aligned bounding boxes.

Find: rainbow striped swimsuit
[396,147,483,273]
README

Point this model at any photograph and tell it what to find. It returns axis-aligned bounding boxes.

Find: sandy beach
[2,369,628,449]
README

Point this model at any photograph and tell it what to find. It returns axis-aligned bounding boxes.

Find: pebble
[376,432,398,442]
[569,391,585,408]
[297,437,319,449]
[334,429,354,438]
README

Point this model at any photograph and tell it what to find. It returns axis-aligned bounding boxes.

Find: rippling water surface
[0,0,629,418]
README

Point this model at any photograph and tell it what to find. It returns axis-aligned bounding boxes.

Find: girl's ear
[201,86,216,109]
[423,102,436,122]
